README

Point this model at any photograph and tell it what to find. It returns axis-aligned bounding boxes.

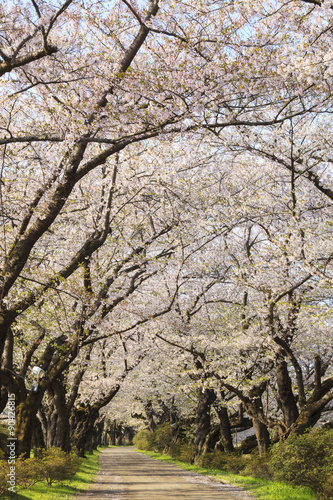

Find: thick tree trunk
[0,327,13,412]
[32,417,45,457]
[195,388,216,458]
[157,399,171,424]
[115,424,123,446]
[202,424,220,455]
[276,356,299,427]
[0,388,8,414]
[46,377,70,451]
[123,426,135,445]
[248,386,270,455]
[108,420,117,446]
[214,404,235,453]
[144,400,156,432]
[252,417,270,455]
[85,434,93,454]
[288,378,333,436]
[70,404,99,457]
[13,334,72,457]
[71,368,129,455]
[91,418,105,450]
[16,391,44,458]
[289,408,322,436]
[37,408,48,449]
[0,331,46,459]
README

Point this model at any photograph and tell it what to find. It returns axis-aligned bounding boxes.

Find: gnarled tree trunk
[16,391,45,458]
[248,386,270,455]
[276,356,299,428]
[214,404,235,453]
[194,388,216,458]
[144,400,156,432]
[45,377,70,451]
[70,403,96,456]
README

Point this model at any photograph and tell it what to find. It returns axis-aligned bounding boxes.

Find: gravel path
[75,447,254,500]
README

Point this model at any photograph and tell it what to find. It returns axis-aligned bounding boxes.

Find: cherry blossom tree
[114,126,333,455]
[1,0,333,459]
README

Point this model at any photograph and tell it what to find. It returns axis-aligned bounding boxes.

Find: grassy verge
[135,450,317,500]
[4,449,101,500]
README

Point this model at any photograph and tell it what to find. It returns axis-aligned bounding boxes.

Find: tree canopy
[0,0,333,458]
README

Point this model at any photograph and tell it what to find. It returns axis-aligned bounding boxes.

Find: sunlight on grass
[135,450,317,500]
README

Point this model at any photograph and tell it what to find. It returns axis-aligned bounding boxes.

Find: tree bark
[15,391,44,458]
[70,382,122,456]
[32,417,45,457]
[93,418,105,449]
[45,377,70,451]
[202,424,220,455]
[194,388,216,458]
[144,400,156,432]
[214,404,235,453]
[70,404,96,457]
[252,416,270,455]
[276,355,299,427]
[248,386,270,455]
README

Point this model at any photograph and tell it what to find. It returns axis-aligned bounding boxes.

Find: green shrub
[169,443,196,463]
[270,429,333,493]
[178,443,196,463]
[133,430,151,450]
[0,447,82,494]
[150,423,172,453]
[223,453,247,474]
[0,457,43,496]
[40,448,82,486]
[196,450,226,469]
[0,460,11,497]
[319,475,333,499]
[243,453,272,479]
[168,443,181,459]
[197,450,246,473]
[134,424,173,453]
[16,457,44,488]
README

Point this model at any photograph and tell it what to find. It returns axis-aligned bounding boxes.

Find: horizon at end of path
[75,446,255,500]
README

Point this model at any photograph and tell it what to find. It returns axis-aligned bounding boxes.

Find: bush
[0,456,43,496]
[270,429,333,494]
[197,450,247,473]
[0,460,11,497]
[320,475,333,500]
[134,425,195,463]
[40,448,82,486]
[169,443,196,463]
[150,423,172,453]
[16,457,44,488]
[133,430,151,451]
[222,453,247,474]
[243,453,272,479]
[0,447,82,494]
[134,424,173,453]
[196,450,226,469]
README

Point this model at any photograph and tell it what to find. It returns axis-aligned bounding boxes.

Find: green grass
[3,449,101,500]
[135,450,317,500]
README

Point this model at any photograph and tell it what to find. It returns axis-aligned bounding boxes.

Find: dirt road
[75,447,254,500]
